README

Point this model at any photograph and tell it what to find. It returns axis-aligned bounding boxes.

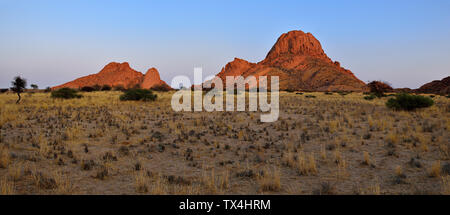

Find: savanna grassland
[0,91,449,194]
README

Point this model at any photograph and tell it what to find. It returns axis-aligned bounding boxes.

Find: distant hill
[52,62,171,90]
[414,76,450,95]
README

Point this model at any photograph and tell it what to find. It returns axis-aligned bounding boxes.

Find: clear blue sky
[1,0,449,89]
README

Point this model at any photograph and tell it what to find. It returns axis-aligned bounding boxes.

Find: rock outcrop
[141,68,172,90]
[415,76,450,95]
[367,81,394,93]
[211,30,366,91]
[53,62,171,90]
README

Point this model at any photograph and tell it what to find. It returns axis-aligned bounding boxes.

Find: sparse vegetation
[0,91,448,194]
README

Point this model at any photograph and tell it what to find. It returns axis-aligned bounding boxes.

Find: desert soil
[0,91,449,194]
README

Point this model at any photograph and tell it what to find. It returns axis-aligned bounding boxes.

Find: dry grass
[0,146,10,169]
[8,162,22,181]
[258,167,281,192]
[53,170,73,194]
[0,91,448,194]
[429,161,441,178]
[395,165,403,177]
[0,177,15,195]
[442,176,450,195]
[362,151,371,166]
[134,171,149,193]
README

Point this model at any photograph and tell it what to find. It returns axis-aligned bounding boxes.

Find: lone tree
[11,76,27,104]
[31,84,38,90]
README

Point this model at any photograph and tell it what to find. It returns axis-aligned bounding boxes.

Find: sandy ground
[0,91,449,194]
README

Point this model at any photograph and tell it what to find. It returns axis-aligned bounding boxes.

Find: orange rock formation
[212,30,366,91]
[53,62,171,90]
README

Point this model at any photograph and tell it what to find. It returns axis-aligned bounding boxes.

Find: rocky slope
[212,30,366,91]
[53,62,171,90]
[415,76,450,95]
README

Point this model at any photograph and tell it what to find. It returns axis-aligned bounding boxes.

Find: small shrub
[120,89,157,101]
[285,88,295,93]
[114,85,126,91]
[364,94,376,100]
[386,93,434,111]
[313,182,336,195]
[338,91,350,96]
[44,87,51,93]
[51,88,82,99]
[150,84,171,92]
[101,85,112,91]
[80,86,96,92]
[92,85,102,91]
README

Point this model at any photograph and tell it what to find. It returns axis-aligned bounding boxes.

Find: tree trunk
[16,93,21,104]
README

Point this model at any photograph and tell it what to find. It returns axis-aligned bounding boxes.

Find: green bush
[150,84,171,92]
[338,91,350,96]
[119,89,157,101]
[114,85,126,91]
[81,86,96,92]
[386,94,434,111]
[51,88,82,99]
[101,85,112,91]
[92,84,102,91]
[285,88,295,93]
[364,94,376,100]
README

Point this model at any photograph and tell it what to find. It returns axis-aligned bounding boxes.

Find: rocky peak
[141,67,167,89]
[98,62,137,75]
[209,30,366,91]
[264,30,328,62]
[53,62,171,90]
[217,58,256,78]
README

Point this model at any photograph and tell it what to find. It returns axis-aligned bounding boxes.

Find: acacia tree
[31,84,38,90]
[11,76,27,104]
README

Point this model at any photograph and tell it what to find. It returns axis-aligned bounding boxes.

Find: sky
[1,0,449,89]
